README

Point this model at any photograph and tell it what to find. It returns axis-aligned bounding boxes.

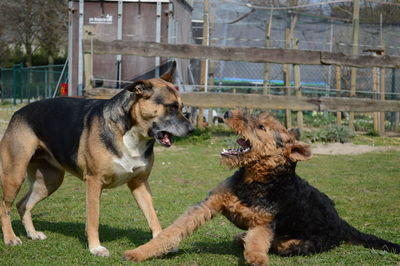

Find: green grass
[0,134,399,265]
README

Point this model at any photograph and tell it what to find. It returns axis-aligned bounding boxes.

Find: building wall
[69,0,192,95]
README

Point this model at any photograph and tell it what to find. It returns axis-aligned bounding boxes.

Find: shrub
[303,125,355,143]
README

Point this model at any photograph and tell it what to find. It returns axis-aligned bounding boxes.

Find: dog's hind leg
[243,226,273,266]
[16,160,64,240]
[0,125,38,246]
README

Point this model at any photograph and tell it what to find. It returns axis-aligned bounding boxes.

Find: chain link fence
[190,0,400,99]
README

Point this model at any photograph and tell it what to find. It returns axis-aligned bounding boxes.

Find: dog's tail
[124,195,221,262]
[343,220,400,253]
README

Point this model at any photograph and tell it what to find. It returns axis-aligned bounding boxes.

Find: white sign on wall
[89,14,113,24]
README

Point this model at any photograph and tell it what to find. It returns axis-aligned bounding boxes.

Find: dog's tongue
[161,132,172,147]
[237,138,250,149]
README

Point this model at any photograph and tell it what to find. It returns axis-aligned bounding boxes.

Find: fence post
[263,8,273,95]
[293,39,303,133]
[335,66,342,125]
[349,0,360,131]
[284,28,292,128]
[379,65,385,135]
[373,67,379,132]
[197,0,209,128]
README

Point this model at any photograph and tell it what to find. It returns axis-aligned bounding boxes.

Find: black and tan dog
[124,109,400,265]
[0,62,193,256]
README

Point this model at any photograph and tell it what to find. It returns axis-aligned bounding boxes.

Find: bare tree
[36,0,68,65]
[0,0,41,66]
[0,0,68,67]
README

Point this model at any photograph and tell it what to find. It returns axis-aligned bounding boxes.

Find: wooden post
[197,0,209,128]
[263,8,273,95]
[293,39,303,133]
[380,65,385,135]
[208,60,215,124]
[372,67,379,132]
[335,66,342,125]
[284,28,292,128]
[84,25,95,91]
[349,0,360,130]
[379,21,386,135]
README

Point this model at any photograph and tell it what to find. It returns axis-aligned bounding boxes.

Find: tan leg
[16,160,64,240]
[271,237,315,256]
[128,180,162,238]
[243,226,273,266]
[85,177,109,257]
[124,194,222,261]
[0,129,38,246]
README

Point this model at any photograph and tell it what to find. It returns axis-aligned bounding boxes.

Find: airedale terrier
[124,110,400,265]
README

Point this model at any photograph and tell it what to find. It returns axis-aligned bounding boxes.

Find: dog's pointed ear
[125,80,153,98]
[287,141,312,162]
[160,61,176,82]
[288,128,301,141]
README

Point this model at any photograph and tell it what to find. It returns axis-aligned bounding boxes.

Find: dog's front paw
[90,246,110,257]
[27,231,47,240]
[233,232,247,248]
[124,249,146,262]
[244,251,269,266]
[4,236,22,246]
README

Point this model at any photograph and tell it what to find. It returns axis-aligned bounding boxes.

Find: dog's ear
[288,128,301,141]
[160,61,176,82]
[125,80,154,98]
[287,141,312,162]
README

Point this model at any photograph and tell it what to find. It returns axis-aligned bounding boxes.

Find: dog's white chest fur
[110,127,151,187]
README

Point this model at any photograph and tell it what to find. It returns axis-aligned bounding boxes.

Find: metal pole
[155,1,162,77]
[77,0,84,96]
[167,2,174,44]
[52,58,69,98]
[116,0,123,88]
[68,1,74,96]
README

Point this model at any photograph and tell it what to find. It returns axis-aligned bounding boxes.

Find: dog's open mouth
[155,131,173,147]
[221,137,251,156]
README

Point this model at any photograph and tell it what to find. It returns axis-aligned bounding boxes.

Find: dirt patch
[312,143,400,155]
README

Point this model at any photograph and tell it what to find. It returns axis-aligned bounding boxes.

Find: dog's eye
[167,103,179,112]
[258,125,266,131]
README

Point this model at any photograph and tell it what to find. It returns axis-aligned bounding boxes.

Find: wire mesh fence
[0,64,68,104]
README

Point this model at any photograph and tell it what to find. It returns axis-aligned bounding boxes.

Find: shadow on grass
[11,220,152,248]
[159,240,246,265]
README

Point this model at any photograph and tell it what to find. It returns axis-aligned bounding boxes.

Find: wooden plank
[84,89,400,112]
[180,93,400,112]
[83,39,400,68]
[321,53,400,68]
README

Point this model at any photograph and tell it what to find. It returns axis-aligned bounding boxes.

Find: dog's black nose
[224,111,233,119]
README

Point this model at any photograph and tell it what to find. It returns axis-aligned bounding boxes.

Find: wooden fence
[83,39,400,132]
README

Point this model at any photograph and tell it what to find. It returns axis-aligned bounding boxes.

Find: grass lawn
[0,128,399,265]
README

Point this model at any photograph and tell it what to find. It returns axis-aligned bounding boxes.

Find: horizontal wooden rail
[84,89,400,112]
[83,39,400,68]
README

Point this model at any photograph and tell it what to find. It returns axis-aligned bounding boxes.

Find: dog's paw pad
[28,231,47,240]
[123,249,144,262]
[5,236,22,246]
[90,246,110,257]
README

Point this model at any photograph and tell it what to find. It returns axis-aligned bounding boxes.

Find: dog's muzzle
[152,117,194,147]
